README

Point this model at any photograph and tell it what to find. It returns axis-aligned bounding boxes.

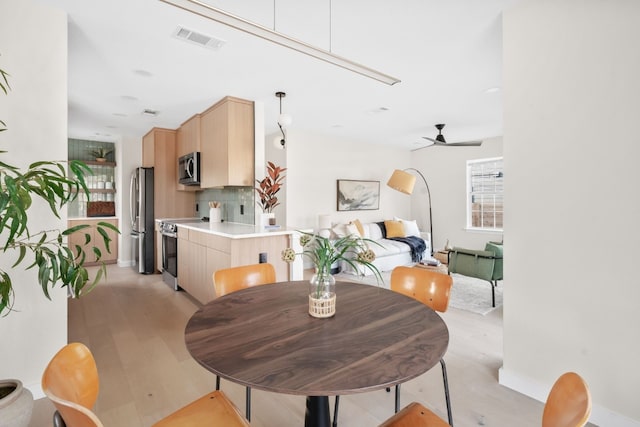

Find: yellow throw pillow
[352,219,365,237]
[384,220,405,238]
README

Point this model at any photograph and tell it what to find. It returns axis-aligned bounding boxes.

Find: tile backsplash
[195,186,254,225]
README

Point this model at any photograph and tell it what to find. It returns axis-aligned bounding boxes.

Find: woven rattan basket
[87,201,115,217]
[308,294,336,318]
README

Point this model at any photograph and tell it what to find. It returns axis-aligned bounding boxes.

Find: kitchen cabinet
[176,226,289,304]
[200,96,254,188]
[142,128,195,219]
[177,227,220,304]
[177,113,201,157]
[67,218,119,265]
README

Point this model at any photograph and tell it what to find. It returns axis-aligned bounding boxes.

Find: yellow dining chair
[42,342,250,427]
[380,371,591,427]
[333,266,454,427]
[212,262,277,421]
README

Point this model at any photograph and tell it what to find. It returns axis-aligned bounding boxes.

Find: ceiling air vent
[142,109,159,117]
[172,26,226,51]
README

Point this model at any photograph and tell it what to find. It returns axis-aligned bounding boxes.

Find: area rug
[333,270,503,315]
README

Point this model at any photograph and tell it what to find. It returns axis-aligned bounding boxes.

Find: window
[467,157,503,231]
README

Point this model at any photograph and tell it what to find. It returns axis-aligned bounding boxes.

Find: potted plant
[88,147,113,162]
[281,231,383,318]
[255,161,286,226]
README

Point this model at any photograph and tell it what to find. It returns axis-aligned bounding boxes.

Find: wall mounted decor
[337,180,380,211]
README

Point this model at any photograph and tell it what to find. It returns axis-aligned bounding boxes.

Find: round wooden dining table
[185,280,449,427]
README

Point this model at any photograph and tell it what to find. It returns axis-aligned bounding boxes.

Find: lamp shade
[278,113,293,127]
[387,169,416,195]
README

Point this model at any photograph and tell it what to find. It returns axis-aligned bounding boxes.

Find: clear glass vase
[308,269,336,318]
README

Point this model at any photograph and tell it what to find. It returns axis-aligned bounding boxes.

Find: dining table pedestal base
[305,396,330,427]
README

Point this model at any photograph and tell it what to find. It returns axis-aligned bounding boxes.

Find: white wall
[0,0,68,398]
[502,1,640,426]
[283,128,412,230]
[410,136,503,251]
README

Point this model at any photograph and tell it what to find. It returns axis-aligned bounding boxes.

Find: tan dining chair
[542,372,592,427]
[378,401,450,427]
[380,371,591,427]
[213,263,276,297]
[212,262,277,421]
[389,266,453,426]
[333,266,454,427]
[42,342,250,427]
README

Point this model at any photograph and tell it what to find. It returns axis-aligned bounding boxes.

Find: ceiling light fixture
[159,0,401,86]
[273,91,290,150]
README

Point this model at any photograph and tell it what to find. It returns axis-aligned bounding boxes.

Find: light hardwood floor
[29,265,583,427]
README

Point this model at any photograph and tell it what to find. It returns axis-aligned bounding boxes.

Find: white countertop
[171,220,299,239]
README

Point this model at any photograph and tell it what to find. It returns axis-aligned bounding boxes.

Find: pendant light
[273,91,292,150]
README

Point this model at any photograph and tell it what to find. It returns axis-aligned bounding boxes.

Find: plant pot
[95,157,106,162]
[0,379,34,427]
[259,212,275,228]
[308,271,336,318]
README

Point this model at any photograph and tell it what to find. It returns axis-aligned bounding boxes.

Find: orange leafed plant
[255,161,287,213]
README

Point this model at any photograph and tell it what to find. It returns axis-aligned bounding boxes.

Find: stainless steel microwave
[178,152,200,186]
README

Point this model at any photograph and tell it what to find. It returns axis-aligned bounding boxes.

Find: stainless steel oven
[160,221,179,290]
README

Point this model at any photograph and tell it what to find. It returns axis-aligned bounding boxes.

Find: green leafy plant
[281,231,384,295]
[0,63,118,316]
[255,161,286,213]
[88,147,113,160]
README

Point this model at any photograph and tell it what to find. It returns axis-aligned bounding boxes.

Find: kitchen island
[162,220,304,304]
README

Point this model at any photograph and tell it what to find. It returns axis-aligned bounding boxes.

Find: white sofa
[333,219,432,276]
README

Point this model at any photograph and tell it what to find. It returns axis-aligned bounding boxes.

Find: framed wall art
[336,180,380,211]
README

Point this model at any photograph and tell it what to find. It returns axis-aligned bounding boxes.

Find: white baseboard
[118,260,134,268]
[499,367,640,427]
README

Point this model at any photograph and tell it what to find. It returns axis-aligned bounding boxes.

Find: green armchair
[448,242,503,307]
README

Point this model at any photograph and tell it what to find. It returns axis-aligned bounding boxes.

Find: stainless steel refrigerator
[129,167,154,274]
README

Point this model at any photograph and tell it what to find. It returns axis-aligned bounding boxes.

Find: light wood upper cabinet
[200,96,254,188]
[177,113,201,157]
[142,128,195,220]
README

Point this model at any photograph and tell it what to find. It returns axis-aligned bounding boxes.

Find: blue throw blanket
[389,236,426,262]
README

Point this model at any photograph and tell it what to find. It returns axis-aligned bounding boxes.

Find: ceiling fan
[422,124,482,147]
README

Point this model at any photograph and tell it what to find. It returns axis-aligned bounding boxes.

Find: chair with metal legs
[213,262,277,421]
[380,371,591,427]
[389,266,453,425]
[333,266,454,426]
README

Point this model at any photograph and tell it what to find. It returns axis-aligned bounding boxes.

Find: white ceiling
[35,0,522,150]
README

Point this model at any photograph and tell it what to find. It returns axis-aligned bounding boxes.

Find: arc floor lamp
[387,168,434,255]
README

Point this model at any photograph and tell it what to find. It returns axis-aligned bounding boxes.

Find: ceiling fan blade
[443,140,483,146]
[421,137,482,147]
